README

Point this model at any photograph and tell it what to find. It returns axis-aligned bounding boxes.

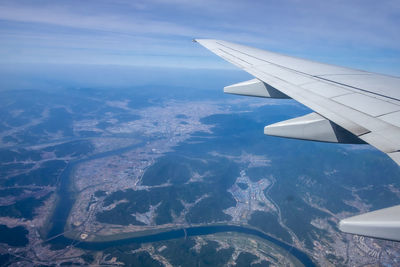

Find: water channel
[46,143,315,267]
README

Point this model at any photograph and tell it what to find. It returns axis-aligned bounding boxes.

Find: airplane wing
[194,39,400,241]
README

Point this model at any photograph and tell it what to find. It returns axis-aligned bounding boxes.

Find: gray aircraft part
[264,112,365,144]
[339,205,400,241]
[194,38,400,242]
[224,78,290,98]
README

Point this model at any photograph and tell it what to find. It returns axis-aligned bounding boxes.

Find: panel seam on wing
[216,41,400,102]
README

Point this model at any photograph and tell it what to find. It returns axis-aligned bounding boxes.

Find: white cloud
[0,0,399,72]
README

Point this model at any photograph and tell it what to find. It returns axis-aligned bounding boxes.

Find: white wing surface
[195,39,400,241]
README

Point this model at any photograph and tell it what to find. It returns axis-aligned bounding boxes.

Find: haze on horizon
[0,0,400,76]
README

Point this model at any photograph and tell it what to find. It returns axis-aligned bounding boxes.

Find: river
[46,143,315,267]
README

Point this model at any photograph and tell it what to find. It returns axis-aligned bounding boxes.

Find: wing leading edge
[195,39,400,241]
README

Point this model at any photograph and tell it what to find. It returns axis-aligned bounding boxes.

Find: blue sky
[0,0,400,74]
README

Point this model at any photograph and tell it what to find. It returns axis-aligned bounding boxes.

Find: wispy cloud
[0,0,399,73]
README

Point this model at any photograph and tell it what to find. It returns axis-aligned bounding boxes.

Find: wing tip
[192,38,219,44]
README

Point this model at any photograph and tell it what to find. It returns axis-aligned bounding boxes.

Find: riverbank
[45,143,315,267]
[50,224,315,267]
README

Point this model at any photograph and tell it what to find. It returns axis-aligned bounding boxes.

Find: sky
[0,0,400,75]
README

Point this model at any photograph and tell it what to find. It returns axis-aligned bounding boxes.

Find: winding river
[46,144,315,267]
